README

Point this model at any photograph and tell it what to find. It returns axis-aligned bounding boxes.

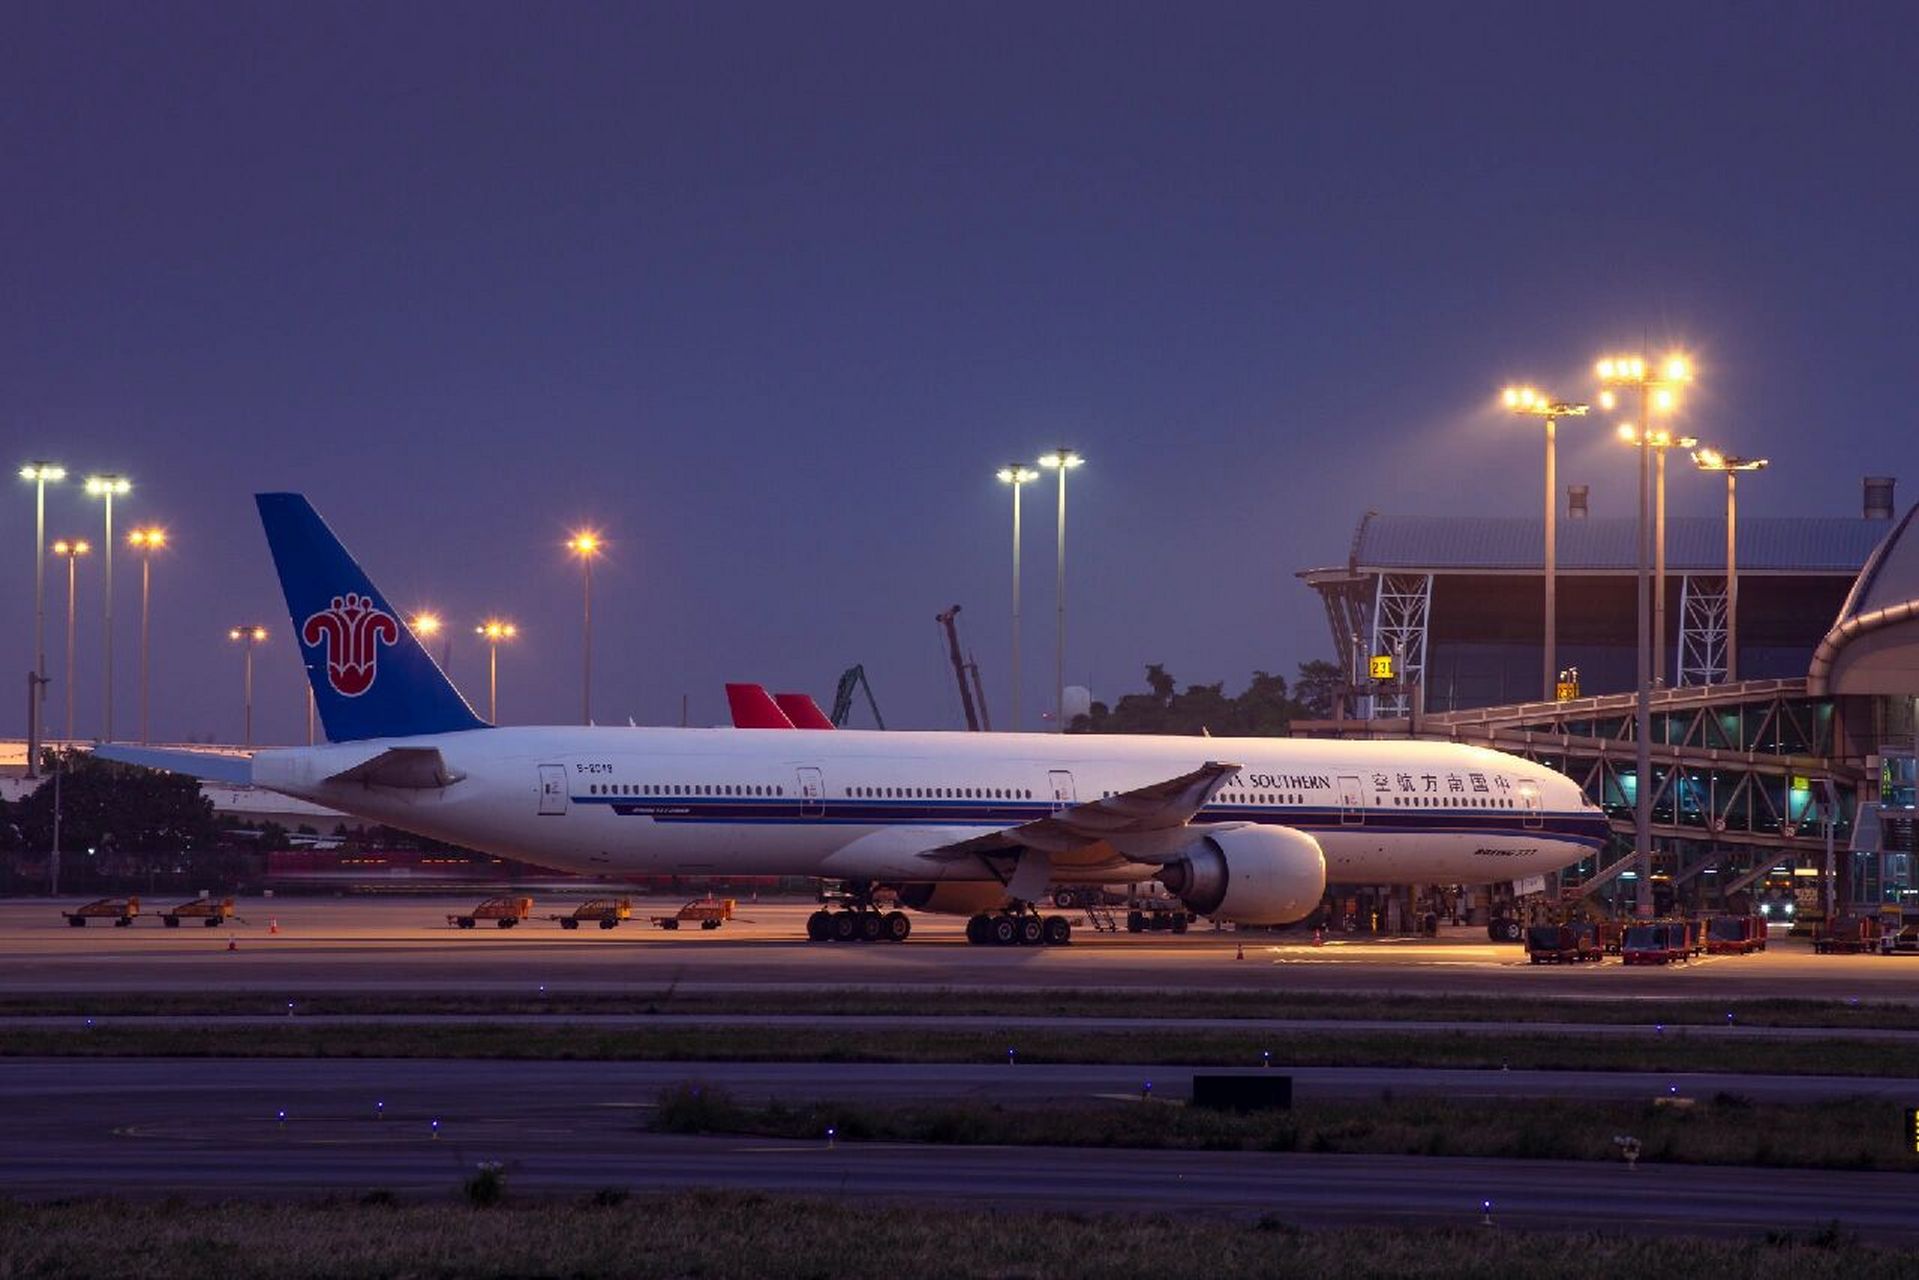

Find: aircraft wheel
[1052,889,1076,909]
[598,917,618,930]
[831,911,859,943]
[990,915,1020,946]
[805,910,833,942]
[1125,911,1143,933]
[497,918,515,929]
[883,910,912,942]
[857,912,885,943]
[1016,916,1044,946]
[1041,915,1071,946]
[965,915,991,945]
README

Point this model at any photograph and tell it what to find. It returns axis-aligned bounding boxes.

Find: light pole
[475,620,517,723]
[1037,449,1083,732]
[567,532,601,726]
[20,462,66,777]
[84,474,130,742]
[1692,449,1769,683]
[228,625,268,747]
[996,465,1038,731]
[1501,388,1589,702]
[1597,353,1694,920]
[127,527,166,744]
[51,540,89,743]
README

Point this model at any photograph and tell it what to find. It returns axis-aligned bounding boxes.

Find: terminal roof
[1339,513,1890,576]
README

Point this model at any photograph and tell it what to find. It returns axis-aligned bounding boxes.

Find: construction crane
[935,606,991,732]
[830,665,885,729]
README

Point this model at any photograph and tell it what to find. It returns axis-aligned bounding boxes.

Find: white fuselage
[251,726,1610,890]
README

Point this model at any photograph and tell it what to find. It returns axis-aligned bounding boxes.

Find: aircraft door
[1519,780,1543,830]
[797,767,824,818]
[1048,770,1076,811]
[537,764,568,816]
[1337,774,1365,826]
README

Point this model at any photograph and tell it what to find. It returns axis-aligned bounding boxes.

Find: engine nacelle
[1158,826,1326,925]
[894,882,1010,917]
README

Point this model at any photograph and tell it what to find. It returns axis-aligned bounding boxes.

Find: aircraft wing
[918,760,1239,868]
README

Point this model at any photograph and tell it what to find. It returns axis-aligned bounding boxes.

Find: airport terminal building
[1296,479,1919,926]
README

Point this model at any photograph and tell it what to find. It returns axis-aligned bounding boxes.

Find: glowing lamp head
[567,531,602,557]
[1664,355,1691,382]
[1617,424,1638,443]
[127,527,167,550]
[477,620,517,641]
[84,474,131,497]
[228,625,268,643]
[997,464,1040,484]
[20,463,66,482]
[52,539,90,557]
[1038,449,1083,470]
[410,612,442,637]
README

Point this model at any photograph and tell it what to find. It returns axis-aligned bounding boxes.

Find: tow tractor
[449,896,533,929]
[650,897,735,931]
[62,897,139,928]
[161,896,236,928]
[550,898,632,930]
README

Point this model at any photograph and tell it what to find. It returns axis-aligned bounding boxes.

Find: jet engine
[1157,826,1326,925]
[894,882,1011,916]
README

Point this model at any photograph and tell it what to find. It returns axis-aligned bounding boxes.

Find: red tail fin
[726,683,795,729]
[774,693,835,730]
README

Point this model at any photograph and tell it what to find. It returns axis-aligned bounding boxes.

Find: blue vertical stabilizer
[256,493,489,742]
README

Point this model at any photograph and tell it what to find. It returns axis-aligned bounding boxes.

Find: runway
[4,1059,1914,1237]
[6,897,1913,1001]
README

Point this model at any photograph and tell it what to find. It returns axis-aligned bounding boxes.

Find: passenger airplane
[98,494,1611,946]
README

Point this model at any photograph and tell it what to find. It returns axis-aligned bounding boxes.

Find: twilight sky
[4,2,1916,743]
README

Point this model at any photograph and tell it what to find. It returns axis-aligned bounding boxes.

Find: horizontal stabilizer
[774,693,835,730]
[726,683,796,729]
[91,744,254,786]
[322,746,464,789]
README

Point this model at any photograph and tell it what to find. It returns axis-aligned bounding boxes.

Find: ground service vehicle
[62,897,139,928]
[652,898,734,930]
[552,898,631,930]
[449,896,532,929]
[1525,921,1603,963]
[1622,922,1688,965]
[161,897,235,927]
[1706,914,1766,954]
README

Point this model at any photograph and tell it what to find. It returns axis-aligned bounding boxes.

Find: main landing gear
[965,909,1072,947]
[804,905,912,944]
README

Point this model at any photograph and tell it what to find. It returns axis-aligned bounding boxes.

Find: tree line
[1068,660,1342,736]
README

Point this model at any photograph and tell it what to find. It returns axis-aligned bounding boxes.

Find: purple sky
[4,2,1916,743]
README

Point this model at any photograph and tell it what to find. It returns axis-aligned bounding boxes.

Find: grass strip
[2,988,1917,1028]
[2,1022,1917,1075]
[653,1084,1919,1173]
[0,1191,1912,1279]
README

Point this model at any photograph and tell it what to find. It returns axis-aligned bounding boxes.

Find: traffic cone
[1313,927,1324,947]
[1235,943,1244,960]
[269,917,279,935]
[226,937,238,952]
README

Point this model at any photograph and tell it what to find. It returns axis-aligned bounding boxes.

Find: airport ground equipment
[1706,914,1767,954]
[550,898,631,930]
[1621,921,1690,965]
[651,897,734,931]
[450,896,533,929]
[1123,893,1195,934]
[62,897,139,928]
[161,896,235,928]
[1814,915,1882,953]
[1525,921,1603,963]
[829,665,885,729]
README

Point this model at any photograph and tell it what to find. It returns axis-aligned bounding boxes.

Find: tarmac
[5,896,1914,1000]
